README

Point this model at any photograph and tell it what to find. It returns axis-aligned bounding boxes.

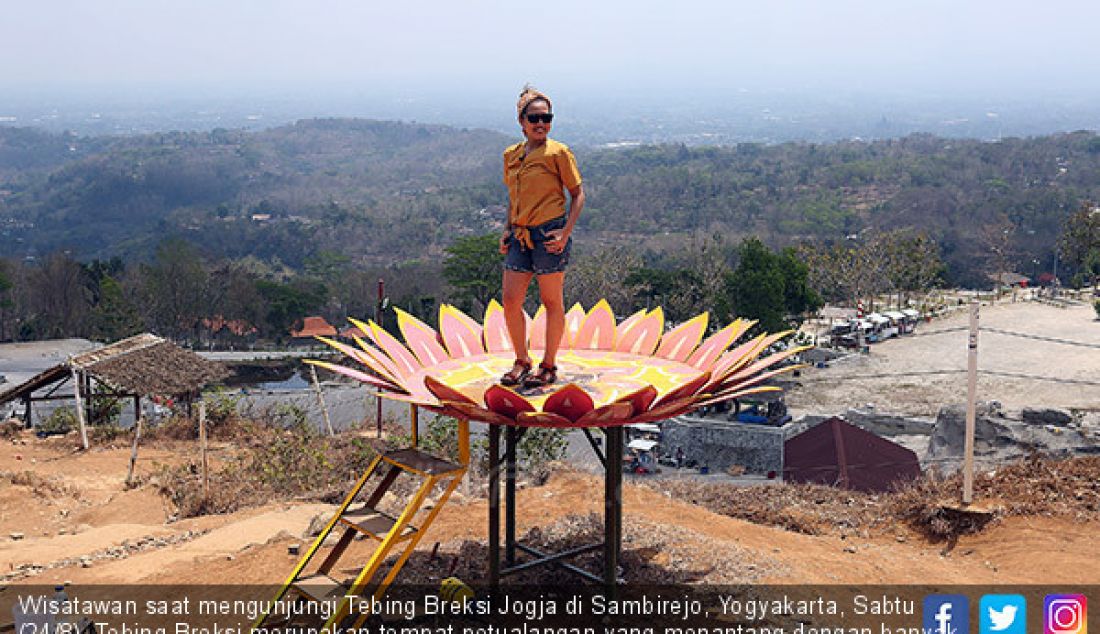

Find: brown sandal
[523,362,558,388]
[500,359,532,386]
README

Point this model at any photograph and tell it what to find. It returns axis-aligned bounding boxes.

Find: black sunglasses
[525,113,554,124]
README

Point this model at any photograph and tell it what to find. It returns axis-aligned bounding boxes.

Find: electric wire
[981,327,1100,350]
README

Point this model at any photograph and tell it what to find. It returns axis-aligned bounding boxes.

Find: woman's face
[520,100,552,143]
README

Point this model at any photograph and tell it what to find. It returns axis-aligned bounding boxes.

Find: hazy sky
[6,0,1100,101]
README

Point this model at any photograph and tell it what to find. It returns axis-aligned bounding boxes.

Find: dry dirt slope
[2,437,1098,588]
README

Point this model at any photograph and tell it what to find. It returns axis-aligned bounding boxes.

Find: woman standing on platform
[498,85,586,388]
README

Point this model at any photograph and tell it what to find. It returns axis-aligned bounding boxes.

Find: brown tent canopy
[784,417,921,493]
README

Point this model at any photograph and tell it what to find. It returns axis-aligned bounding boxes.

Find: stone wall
[663,416,790,475]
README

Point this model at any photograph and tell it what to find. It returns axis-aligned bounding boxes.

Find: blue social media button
[981,595,1026,634]
[925,595,971,634]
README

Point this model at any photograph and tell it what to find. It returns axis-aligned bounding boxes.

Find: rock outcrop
[927,402,1099,471]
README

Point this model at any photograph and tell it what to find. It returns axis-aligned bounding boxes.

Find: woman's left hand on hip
[544,229,569,254]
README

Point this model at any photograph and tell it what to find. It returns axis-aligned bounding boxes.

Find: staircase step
[383,448,464,476]
[339,506,417,541]
[292,573,346,602]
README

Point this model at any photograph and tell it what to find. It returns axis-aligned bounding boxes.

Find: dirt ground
[788,300,1100,418]
[2,435,1098,591]
[3,302,1098,594]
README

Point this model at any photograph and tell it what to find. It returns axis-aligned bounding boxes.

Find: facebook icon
[924,595,971,634]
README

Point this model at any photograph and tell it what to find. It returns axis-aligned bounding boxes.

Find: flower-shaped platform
[308,299,805,428]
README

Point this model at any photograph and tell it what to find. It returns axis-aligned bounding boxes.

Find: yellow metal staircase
[253,410,469,632]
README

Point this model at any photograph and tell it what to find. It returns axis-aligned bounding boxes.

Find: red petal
[423,375,476,405]
[574,401,634,427]
[515,411,575,427]
[542,384,595,422]
[613,385,658,418]
[484,384,536,418]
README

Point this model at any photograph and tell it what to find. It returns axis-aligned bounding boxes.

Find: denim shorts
[504,216,572,275]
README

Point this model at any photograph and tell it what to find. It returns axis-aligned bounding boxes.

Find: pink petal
[529,305,548,350]
[304,359,408,394]
[563,303,586,348]
[696,386,782,409]
[573,299,616,350]
[630,395,709,424]
[438,304,485,358]
[482,299,515,354]
[615,309,646,338]
[314,335,404,390]
[655,312,709,362]
[687,319,753,370]
[652,371,711,408]
[366,320,423,378]
[613,307,664,356]
[396,307,450,368]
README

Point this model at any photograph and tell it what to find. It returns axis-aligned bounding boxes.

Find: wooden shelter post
[70,368,89,450]
[126,416,144,486]
[199,400,209,501]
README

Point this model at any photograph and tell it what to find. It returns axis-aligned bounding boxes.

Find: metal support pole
[505,426,518,566]
[604,426,623,595]
[488,423,501,588]
[962,300,979,505]
[376,391,383,438]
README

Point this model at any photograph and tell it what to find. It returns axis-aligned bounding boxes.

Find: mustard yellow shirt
[503,138,582,249]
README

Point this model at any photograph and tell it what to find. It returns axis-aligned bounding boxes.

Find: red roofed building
[199,315,259,348]
[291,316,337,339]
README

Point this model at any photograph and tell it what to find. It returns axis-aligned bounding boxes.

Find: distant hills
[2,118,1099,285]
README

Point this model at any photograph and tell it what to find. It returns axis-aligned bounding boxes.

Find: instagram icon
[1045,595,1087,634]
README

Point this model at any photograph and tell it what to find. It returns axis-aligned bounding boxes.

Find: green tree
[565,248,643,316]
[727,238,819,333]
[256,279,328,341]
[777,247,823,317]
[89,276,142,342]
[26,253,92,339]
[1059,201,1100,290]
[878,229,944,307]
[442,233,501,313]
[140,239,208,338]
[0,262,14,341]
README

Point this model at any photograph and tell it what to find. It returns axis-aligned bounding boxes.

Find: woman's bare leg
[536,272,566,367]
[502,269,534,363]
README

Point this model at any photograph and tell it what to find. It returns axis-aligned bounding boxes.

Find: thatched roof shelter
[71,333,228,396]
[0,333,228,408]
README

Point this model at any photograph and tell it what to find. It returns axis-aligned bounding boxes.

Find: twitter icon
[981,594,1027,634]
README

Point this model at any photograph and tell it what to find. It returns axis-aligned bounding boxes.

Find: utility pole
[962,299,979,505]
[376,277,384,438]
